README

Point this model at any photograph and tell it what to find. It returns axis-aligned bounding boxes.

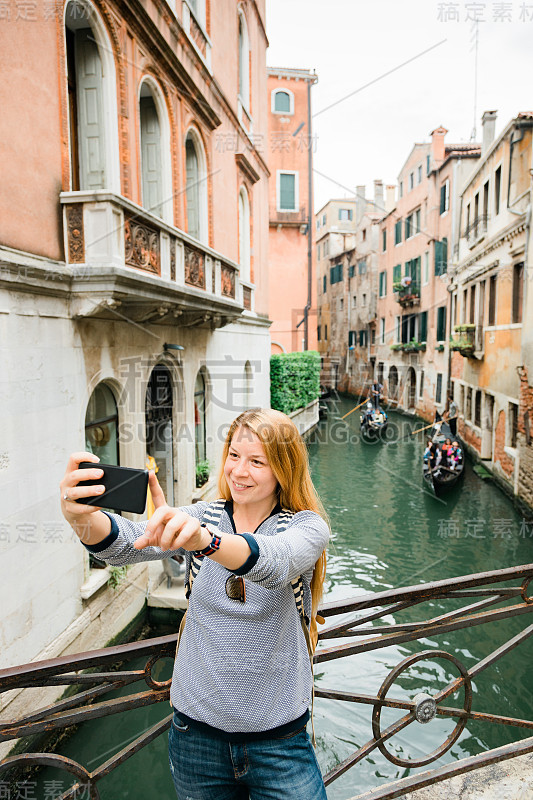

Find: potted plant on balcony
[195,459,210,488]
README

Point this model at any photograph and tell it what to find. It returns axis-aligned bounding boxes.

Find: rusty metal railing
[1,563,533,799]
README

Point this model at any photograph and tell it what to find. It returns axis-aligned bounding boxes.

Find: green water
[31,400,533,799]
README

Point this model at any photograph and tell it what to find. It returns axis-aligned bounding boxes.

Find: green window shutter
[274,91,291,113]
[279,173,296,210]
[440,185,446,214]
[323,274,326,292]
[434,241,442,275]
[441,238,448,273]
[405,260,411,278]
[393,264,401,283]
[382,230,387,251]
[419,311,427,342]
[405,217,410,239]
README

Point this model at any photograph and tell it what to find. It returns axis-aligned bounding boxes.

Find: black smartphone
[76,462,149,514]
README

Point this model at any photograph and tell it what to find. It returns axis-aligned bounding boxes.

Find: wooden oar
[341,398,370,420]
[411,420,439,436]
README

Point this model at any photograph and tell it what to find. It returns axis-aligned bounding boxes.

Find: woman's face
[224,426,279,508]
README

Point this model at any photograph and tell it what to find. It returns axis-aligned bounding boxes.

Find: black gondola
[360,402,388,441]
[423,417,464,494]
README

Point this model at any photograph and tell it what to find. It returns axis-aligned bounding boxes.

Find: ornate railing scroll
[1,564,533,799]
[315,562,533,798]
[0,635,178,800]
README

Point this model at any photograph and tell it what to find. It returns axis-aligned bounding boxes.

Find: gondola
[360,402,388,442]
[423,417,464,495]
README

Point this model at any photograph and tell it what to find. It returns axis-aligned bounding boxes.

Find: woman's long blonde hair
[217,408,328,618]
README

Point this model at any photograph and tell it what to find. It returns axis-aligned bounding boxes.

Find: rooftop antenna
[469,20,479,141]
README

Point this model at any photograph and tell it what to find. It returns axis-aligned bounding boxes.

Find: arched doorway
[85,383,118,464]
[388,366,398,401]
[194,370,207,467]
[145,365,174,505]
[407,367,417,409]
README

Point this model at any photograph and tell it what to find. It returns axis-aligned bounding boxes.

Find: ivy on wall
[270,351,321,415]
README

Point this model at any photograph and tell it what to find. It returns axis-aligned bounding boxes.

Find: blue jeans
[168,711,328,799]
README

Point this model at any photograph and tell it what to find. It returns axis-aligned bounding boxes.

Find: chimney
[386,185,396,212]
[373,179,384,212]
[356,185,366,224]
[482,110,497,154]
[430,126,448,164]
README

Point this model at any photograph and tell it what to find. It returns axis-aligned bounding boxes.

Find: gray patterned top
[87,502,329,733]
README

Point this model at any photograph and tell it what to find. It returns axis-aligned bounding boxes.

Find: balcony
[390,340,426,354]
[464,214,489,246]
[450,324,484,358]
[269,206,308,228]
[60,191,253,328]
[393,280,420,308]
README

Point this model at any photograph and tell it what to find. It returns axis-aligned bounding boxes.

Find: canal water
[32,399,533,799]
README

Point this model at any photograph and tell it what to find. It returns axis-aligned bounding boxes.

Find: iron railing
[1,563,533,799]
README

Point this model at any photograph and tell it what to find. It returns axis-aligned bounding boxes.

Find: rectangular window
[358,259,367,275]
[423,251,429,285]
[436,373,443,404]
[420,370,424,398]
[362,293,367,306]
[380,317,385,344]
[316,219,320,231]
[278,172,297,211]
[322,213,326,225]
[409,172,414,191]
[469,284,476,324]
[419,310,427,342]
[379,271,387,297]
[395,219,402,245]
[474,390,482,428]
[495,166,501,216]
[426,154,431,175]
[396,315,401,342]
[323,238,329,256]
[399,181,403,198]
[466,387,472,420]
[405,214,413,240]
[317,325,321,341]
[323,274,327,293]
[359,330,367,347]
[436,306,447,341]
[509,402,518,447]
[348,330,356,346]
[324,324,327,341]
[440,180,450,214]
[348,264,355,278]
[371,328,376,345]
[330,263,343,284]
[512,262,524,323]
[382,229,387,252]
[483,180,490,219]
[317,243,321,260]
[488,275,497,325]
[415,208,421,233]
[339,208,353,221]
[352,295,357,308]
[393,264,401,285]
[434,238,448,275]
[417,164,422,184]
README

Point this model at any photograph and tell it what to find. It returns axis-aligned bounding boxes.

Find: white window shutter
[140,96,163,217]
[75,29,106,190]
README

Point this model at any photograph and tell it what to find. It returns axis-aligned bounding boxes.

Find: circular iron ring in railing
[521,577,533,604]
[371,649,472,768]
[0,753,100,800]
[144,653,174,691]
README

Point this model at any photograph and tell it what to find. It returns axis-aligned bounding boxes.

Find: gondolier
[445,395,459,437]
[371,380,383,409]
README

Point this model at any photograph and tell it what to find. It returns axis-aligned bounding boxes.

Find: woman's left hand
[133,473,211,552]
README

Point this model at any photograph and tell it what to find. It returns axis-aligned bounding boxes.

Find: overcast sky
[265,0,533,211]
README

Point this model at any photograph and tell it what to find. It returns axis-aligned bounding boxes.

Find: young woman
[60,408,329,800]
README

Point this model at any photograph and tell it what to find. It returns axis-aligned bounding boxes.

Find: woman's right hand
[60,452,105,524]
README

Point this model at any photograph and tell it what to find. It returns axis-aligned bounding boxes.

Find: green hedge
[270,351,321,415]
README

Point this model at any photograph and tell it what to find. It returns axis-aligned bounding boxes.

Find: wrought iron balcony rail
[1,563,533,799]
[463,213,489,243]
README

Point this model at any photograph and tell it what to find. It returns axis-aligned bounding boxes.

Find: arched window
[238,187,250,284]
[185,131,208,243]
[407,367,417,408]
[238,11,250,110]
[145,364,174,505]
[85,383,119,464]
[194,370,207,465]
[139,80,172,222]
[271,89,294,115]
[65,0,120,192]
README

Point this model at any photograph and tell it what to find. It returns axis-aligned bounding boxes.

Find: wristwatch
[195,523,222,557]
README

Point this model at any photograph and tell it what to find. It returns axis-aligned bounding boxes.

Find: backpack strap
[185,498,226,599]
